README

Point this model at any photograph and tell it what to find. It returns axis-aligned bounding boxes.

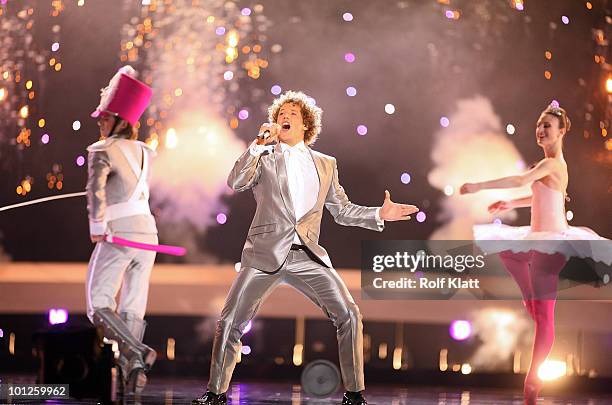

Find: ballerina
[460,102,610,405]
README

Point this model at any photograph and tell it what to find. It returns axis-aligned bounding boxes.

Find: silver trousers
[85,234,157,321]
[207,249,364,394]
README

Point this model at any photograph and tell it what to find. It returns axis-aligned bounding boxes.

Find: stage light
[48,309,68,325]
[342,12,353,22]
[416,212,426,223]
[241,345,251,355]
[293,344,303,366]
[538,360,566,381]
[165,128,178,149]
[166,338,175,360]
[242,320,252,334]
[72,120,81,131]
[216,213,227,225]
[449,320,471,341]
[76,156,85,167]
[606,77,612,93]
[346,86,357,97]
[51,42,60,52]
[440,116,450,127]
[461,363,472,374]
[506,124,516,135]
[439,348,448,371]
[19,105,29,119]
[384,104,395,114]
[400,172,411,184]
[356,125,367,136]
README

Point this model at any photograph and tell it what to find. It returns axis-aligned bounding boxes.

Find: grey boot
[92,309,157,371]
[120,312,151,394]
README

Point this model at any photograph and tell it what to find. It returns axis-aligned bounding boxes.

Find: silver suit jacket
[86,135,157,236]
[228,143,384,273]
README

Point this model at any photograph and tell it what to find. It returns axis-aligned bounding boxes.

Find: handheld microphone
[257,129,271,139]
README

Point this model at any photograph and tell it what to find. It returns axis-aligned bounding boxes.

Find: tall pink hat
[90,66,152,125]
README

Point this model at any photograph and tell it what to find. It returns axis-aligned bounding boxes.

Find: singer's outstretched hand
[379,190,419,221]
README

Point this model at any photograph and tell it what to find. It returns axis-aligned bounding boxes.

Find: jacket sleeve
[324,158,384,232]
[227,146,263,192]
[86,150,112,235]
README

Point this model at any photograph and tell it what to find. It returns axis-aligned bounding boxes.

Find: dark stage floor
[2,378,612,405]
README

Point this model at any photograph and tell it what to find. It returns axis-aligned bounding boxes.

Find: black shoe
[342,391,368,405]
[192,391,227,405]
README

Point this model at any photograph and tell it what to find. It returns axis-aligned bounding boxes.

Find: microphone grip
[257,129,271,139]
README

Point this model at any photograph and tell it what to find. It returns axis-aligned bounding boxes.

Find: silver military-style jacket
[228,142,383,273]
[86,135,157,237]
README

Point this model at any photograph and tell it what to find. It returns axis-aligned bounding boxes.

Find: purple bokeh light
[216,213,227,225]
[41,133,50,144]
[238,109,249,120]
[356,125,368,136]
[400,172,411,184]
[49,308,68,325]
[344,53,355,63]
[450,320,472,341]
[416,211,426,223]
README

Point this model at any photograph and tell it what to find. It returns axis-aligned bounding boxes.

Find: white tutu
[474,223,612,266]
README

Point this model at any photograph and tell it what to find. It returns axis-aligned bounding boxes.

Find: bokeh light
[416,211,426,222]
[271,85,282,95]
[400,172,411,184]
[346,86,357,97]
[384,104,395,114]
[344,52,355,63]
[450,320,472,341]
[76,155,85,167]
[216,213,227,224]
[356,124,368,136]
[72,120,81,131]
[342,12,353,22]
[440,116,450,127]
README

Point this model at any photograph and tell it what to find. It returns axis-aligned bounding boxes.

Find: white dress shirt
[249,140,383,244]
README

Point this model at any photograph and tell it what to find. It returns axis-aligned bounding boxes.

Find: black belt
[290,244,307,251]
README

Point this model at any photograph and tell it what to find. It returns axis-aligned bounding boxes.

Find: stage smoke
[469,307,530,370]
[428,96,529,240]
[150,113,246,261]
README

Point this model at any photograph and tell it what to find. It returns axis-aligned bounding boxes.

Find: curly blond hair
[268,91,323,145]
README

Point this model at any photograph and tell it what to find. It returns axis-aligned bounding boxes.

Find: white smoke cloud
[150,112,246,261]
[428,96,531,240]
[469,307,531,371]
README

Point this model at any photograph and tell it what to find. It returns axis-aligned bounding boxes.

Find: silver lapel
[300,147,327,220]
[274,143,296,222]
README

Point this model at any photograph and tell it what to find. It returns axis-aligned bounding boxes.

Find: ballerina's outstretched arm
[487,196,532,215]
[459,158,557,194]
